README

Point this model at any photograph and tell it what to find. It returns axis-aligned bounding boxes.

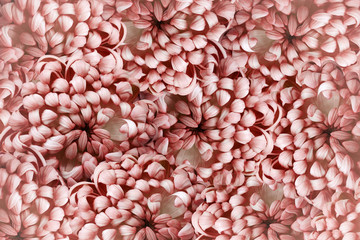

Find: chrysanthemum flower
[2,0,360,239]
[161,51,281,167]
[192,177,306,239]
[150,47,285,198]
[0,0,126,71]
[117,0,235,95]
[0,0,127,131]
[292,191,360,240]
[7,48,138,185]
[262,61,360,209]
[223,0,360,83]
[67,148,202,239]
[0,128,70,239]
[296,61,358,164]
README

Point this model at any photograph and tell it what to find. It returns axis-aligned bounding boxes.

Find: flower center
[82,123,93,137]
[151,16,169,31]
[10,233,22,240]
[143,218,155,230]
[323,126,336,136]
[285,30,295,44]
[191,123,205,135]
[263,218,275,228]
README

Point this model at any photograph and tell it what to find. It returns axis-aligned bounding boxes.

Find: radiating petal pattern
[1,0,360,239]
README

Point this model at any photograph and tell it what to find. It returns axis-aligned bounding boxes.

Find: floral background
[0,0,360,239]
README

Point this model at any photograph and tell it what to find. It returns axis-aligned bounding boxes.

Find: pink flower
[295,61,359,162]
[1,0,360,239]
[160,52,281,170]
[118,0,235,95]
[224,0,360,82]
[0,129,70,239]
[67,148,200,239]
[193,179,305,239]
[0,0,126,71]
[7,48,137,185]
[292,191,360,240]
[261,61,360,208]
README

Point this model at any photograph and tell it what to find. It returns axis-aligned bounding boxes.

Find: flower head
[7,48,138,185]
[0,128,69,239]
[118,0,236,95]
[292,191,360,240]
[67,148,202,239]
[0,0,126,71]
[192,178,306,239]
[261,61,360,209]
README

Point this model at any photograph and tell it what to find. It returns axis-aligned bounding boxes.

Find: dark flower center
[83,123,93,137]
[263,218,275,228]
[143,218,155,230]
[285,31,295,43]
[152,17,163,30]
[323,127,335,136]
[191,123,205,134]
[10,233,23,240]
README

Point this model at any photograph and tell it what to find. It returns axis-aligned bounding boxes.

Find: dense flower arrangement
[0,0,360,239]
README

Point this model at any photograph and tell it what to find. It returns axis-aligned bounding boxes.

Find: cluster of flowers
[1,0,360,239]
